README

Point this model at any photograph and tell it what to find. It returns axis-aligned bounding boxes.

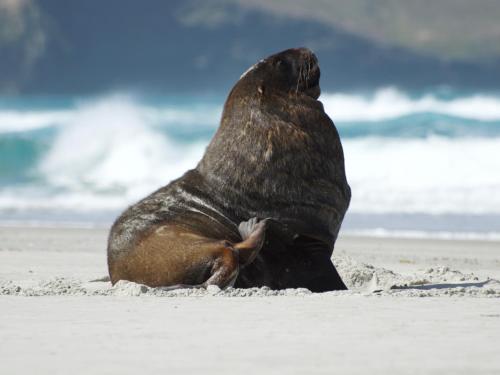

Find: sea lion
[107,47,351,292]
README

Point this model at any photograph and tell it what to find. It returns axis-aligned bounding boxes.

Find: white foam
[343,229,500,241]
[8,134,497,215]
[0,96,220,134]
[4,87,500,135]
[3,91,500,217]
[344,137,500,214]
[39,95,205,197]
[322,87,500,121]
[0,110,73,133]
[143,105,220,127]
[0,187,129,211]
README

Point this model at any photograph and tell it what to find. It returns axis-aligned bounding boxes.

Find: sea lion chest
[198,93,350,245]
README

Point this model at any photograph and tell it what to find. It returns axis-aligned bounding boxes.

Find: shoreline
[1,220,500,241]
[1,225,499,282]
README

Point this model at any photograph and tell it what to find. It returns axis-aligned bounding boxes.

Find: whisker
[295,65,303,95]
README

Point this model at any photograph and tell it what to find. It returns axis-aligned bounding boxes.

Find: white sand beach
[1,226,499,374]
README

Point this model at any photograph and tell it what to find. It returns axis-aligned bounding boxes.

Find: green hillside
[1,0,499,94]
[230,0,500,61]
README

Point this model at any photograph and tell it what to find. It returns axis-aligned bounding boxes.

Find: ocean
[1,88,500,238]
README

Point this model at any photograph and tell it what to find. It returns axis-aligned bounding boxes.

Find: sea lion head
[239,47,321,99]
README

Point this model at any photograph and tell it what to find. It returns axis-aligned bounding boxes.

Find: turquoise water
[1,89,500,236]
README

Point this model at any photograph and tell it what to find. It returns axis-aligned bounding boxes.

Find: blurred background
[1,0,500,237]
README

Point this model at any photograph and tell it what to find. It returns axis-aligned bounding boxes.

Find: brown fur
[107,48,351,292]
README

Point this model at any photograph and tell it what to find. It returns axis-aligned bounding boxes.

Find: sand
[1,226,499,374]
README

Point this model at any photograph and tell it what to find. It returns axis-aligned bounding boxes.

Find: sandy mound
[1,253,499,297]
[334,254,500,297]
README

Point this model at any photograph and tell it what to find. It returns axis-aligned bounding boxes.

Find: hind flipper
[238,217,258,240]
[236,217,269,266]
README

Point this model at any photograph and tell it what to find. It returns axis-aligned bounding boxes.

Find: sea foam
[1,89,500,229]
[321,87,500,122]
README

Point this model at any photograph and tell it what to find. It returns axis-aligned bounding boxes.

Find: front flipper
[292,235,347,292]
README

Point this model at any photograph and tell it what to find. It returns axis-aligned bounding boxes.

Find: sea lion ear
[257,84,265,95]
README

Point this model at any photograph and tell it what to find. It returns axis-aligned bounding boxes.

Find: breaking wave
[1,88,500,233]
